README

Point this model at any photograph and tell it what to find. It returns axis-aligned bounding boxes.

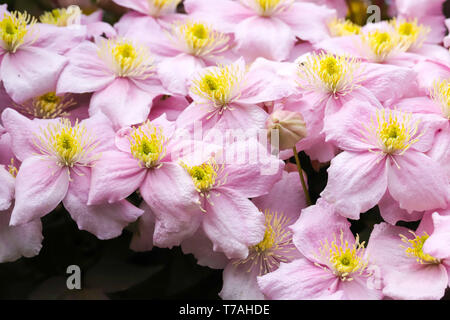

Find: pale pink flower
[219,171,305,300]
[257,199,382,300]
[367,209,450,300]
[1,108,143,239]
[56,28,167,128]
[0,6,69,104]
[321,98,449,219]
[184,0,336,61]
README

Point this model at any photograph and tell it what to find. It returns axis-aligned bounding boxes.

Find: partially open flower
[266,110,307,150]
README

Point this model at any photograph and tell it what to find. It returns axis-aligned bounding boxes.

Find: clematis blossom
[1,108,143,239]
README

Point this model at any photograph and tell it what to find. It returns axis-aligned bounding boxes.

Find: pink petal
[1,47,67,103]
[387,151,449,213]
[33,23,86,54]
[11,157,69,225]
[149,95,190,121]
[64,166,143,240]
[220,263,264,300]
[0,165,14,211]
[181,228,229,269]
[257,258,341,300]
[79,111,116,153]
[140,163,202,248]
[0,209,43,262]
[111,0,149,14]
[88,151,147,205]
[202,188,266,259]
[423,212,450,260]
[56,41,115,94]
[378,191,424,225]
[321,151,388,220]
[234,16,295,62]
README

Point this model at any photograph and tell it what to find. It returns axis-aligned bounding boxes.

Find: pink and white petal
[149,95,190,121]
[0,165,14,211]
[321,151,388,220]
[290,198,353,262]
[86,21,117,39]
[387,151,449,213]
[181,228,229,269]
[378,191,424,225]
[423,213,450,260]
[1,47,67,104]
[428,128,450,178]
[214,103,268,131]
[314,35,363,58]
[183,0,253,33]
[157,54,205,96]
[234,16,295,62]
[140,163,202,248]
[410,113,449,153]
[278,2,336,44]
[202,188,266,259]
[0,209,43,262]
[11,157,69,225]
[89,78,153,128]
[413,59,450,93]
[1,108,56,161]
[87,151,146,205]
[56,41,115,94]
[220,263,264,300]
[80,111,116,153]
[220,139,284,198]
[130,202,156,252]
[252,171,306,222]
[412,44,450,67]
[339,275,383,300]
[111,0,149,14]
[257,258,340,300]
[33,23,86,54]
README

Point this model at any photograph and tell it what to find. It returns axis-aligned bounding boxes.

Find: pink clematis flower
[87,114,218,248]
[219,170,305,300]
[257,199,383,300]
[176,57,294,134]
[1,108,143,239]
[367,209,450,300]
[56,27,167,128]
[0,6,69,104]
[320,98,449,220]
[184,0,336,61]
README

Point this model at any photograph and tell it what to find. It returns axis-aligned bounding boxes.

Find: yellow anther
[328,18,361,37]
[431,79,450,119]
[39,5,82,27]
[0,11,36,53]
[129,121,166,168]
[401,232,440,265]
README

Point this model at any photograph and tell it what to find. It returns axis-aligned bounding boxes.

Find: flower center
[235,210,296,275]
[39,5,81,27]
[34,119,99,168]
[184,162,217,192]
[328,18,361,37]
[297,53,360,96]
[0,11,36,53]
[129,121,166,169]
[191,63,244,108]
[431,79,450,119]
[361,30,402,62]
[18,92,76,119]
[98,38,154,78]
[147,0,181,17]
[316,231,369,281]
[391,18,429,51]
[401,232,440,265]
[7,158,18,178]
[169,21,230,58]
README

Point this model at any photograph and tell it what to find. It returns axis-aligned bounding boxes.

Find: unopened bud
[266,110,307,150]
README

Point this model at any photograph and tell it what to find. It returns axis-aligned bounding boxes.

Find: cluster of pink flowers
[0,0,449,300]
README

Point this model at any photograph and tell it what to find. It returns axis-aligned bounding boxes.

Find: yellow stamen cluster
[184,162,217,192]
[7,158,18,178]
[191,63,244,108]
[400,232,440,265]
[34,119,98,168]
[170,21,230,57]
[98,38,154,78]
[39,5,82,27]
[147,0,181,17]
[297,53,361,96]
[431,79,450,119]
[0,11,36,53]
[367,109,421,155]
[316,231,369,281]
[236,210,295,275]
[19,92,76,119]
[129,121,166,168]
[390,18,429,51]
[361,30,404,62]
[248,0,293,16]
[328,18,361,37]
